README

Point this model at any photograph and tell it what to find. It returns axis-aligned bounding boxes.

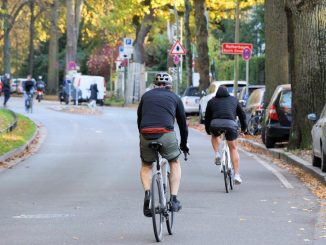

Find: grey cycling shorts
[139,131,181,165]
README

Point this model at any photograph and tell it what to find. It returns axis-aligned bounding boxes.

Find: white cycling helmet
[153,72,173,86]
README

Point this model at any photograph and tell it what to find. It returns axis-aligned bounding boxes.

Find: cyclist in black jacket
[205,85,247,184]
[137,72,189,217]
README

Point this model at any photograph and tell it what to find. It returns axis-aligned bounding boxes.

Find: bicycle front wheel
[165,173,174,235]
[151,174,163,242]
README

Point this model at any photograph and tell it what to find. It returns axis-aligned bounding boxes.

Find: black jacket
[2,78,10,93]
[137,88,188,145]
[205,86,247,134]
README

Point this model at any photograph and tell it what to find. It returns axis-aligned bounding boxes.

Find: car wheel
[321,148,326,172]
[312,150,321,167]
[199,108,204,124]
[265,134,275,148]
[261,127,266,144]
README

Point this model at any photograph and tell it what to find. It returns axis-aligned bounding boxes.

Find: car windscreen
[185,87,200,96]
[279,90,292,109]
[225,84,246,94]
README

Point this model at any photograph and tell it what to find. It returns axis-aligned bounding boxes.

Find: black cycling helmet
[153,72,173,86]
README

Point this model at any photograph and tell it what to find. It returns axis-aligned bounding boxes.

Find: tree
[66,0,83,72]
[264,0,289,104]
[47,0,60,94]
[184,0,192,86]
[193,0,209,91]
[285,0,326,149]
[1,0,28,74]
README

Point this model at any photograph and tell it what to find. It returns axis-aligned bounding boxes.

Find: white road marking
[13,214,73,219]
[239,148,294,189]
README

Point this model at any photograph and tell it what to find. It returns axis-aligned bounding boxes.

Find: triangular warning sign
[169,40,186,55]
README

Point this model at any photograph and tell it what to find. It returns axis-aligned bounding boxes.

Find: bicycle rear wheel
[165,173,174,235]
[151,174,163,242]
[223,163,229,193]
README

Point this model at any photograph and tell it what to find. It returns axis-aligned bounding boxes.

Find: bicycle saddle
[148,142,162,151]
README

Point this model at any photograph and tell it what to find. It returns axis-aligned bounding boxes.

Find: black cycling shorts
[209,119,238,141]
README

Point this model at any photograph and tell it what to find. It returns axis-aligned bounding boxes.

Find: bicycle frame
[152,150,169,211]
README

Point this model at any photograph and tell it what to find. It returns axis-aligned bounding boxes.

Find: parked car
[181,86,200,115]
[238,85,265,107]
[261,84,292,148]
[307,104,326,172]
[198,80,247,123]
[11,78,34,94]
[243,88,265,123]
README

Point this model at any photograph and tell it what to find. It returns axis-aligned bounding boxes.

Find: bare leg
[227,140,240,174]
[169,160,181,195]
[211,135,220,153]
[140,163,152,191]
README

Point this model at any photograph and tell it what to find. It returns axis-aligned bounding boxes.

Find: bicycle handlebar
[183,151,189,161]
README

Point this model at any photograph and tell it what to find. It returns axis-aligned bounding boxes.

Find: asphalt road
[0,97,324,245]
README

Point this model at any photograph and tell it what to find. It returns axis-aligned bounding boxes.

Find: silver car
[308,104,326,172]
[181,86,200,116]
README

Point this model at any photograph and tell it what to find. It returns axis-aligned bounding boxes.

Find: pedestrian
[88,82,98,109]
[137,72,189,217]
[2,73,11,107]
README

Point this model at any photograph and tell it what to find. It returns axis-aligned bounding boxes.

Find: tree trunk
[264,0,289,104]
[194,0,209,91]
[234,0,240,97]
[2,0,10,74]
[66,0,77,72]
[286,0,326,149]
[28,0,35,76]
[47,0,60,94]
[184,0,193,86]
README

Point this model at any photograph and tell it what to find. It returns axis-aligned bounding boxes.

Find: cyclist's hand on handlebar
[180,143,190,155]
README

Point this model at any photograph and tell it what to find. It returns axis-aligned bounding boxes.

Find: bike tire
[223,164,229,193]
[248,115,260,136]
[151,174,163,242]
[165,173,174,235]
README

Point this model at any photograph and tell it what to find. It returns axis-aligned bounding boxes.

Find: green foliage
[215,56,265,84]
[145,32,169,71]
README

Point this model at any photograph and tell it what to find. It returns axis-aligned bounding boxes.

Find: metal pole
[246,60,249,95]
[234,0,240,97]
[174,4,180,95]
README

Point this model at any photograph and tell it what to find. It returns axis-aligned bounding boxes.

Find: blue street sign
[242,48,251,61]
[119,46,124,53]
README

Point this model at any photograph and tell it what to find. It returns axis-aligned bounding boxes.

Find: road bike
[218,132,235,193]
[148,142,187,242]
[247,110,264,136]
[25,92,33,113]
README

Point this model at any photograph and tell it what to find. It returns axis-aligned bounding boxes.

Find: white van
[72,75,106,105]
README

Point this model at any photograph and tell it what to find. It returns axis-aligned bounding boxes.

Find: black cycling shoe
[143,190,152,218]
[170,198,182,212]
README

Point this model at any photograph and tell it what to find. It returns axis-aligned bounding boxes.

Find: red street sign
[222,43,253,54]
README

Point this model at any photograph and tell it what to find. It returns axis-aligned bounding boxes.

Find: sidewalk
[238,138,326,185]
[187,119,326,186]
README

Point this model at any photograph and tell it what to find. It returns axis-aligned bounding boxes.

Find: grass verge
[0,109,14,131]
[0,114,36,156]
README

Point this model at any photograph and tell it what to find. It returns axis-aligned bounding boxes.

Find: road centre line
[239,148,294,189]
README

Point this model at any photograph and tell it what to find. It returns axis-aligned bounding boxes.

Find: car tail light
[269,104,279,121]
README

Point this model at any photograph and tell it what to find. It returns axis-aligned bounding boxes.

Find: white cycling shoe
[234,174,242,185]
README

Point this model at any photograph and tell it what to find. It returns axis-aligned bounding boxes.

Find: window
[186,87,200,96]
[279,90,292,108]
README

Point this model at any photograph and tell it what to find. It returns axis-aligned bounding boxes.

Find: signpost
[222,43,253,97]
[169,40,185,95]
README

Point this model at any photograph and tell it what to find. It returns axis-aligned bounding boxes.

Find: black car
[307,103,326,172]
[261,84,292,148]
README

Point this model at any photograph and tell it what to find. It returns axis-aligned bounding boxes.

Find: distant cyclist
[36,76,45,92]
[137,72,189,217]
[23,75,35,110]
[205,85,247,184]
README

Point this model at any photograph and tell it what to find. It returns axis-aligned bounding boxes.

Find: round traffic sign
[242,48,251,61]
[173,55,179,65]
